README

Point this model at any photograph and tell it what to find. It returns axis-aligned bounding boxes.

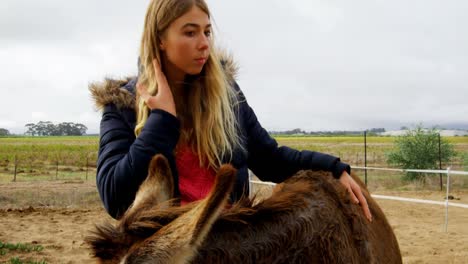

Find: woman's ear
[159,40,165,51]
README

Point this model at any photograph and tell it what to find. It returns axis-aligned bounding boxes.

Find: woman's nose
[198,35,209,50]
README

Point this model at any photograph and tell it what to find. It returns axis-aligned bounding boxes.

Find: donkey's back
[87,155,402,264]
[193,170,401,264]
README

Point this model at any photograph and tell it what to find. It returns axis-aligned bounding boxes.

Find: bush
[462,152,468,171]
[386,125,456,181]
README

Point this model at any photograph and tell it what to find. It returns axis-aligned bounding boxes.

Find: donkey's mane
[123,171,347,239]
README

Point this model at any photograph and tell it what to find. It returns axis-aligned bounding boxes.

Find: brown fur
[87,154,238,263]
[89,77,136,111]
[86,155,402,263]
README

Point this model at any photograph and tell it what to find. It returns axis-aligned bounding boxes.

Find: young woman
[90,0,372,222]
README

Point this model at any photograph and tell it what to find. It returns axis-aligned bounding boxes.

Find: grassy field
[0,136,98,163]
[0,136,98,183]
[274,136,468,191]
[0,135,467,190]
[274,135,468,167]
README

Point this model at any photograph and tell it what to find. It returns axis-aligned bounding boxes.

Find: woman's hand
[137,59,177,117]
[339,171,373,222]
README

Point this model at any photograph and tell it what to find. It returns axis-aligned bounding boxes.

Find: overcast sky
[1,0,467,134]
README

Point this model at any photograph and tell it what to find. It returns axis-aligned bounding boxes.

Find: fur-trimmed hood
[89,52,239,111]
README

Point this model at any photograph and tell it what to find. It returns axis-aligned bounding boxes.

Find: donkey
[86,154,402,263]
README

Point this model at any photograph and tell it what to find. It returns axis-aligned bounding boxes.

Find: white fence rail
[249,167,468,232]
[352,166,468,176]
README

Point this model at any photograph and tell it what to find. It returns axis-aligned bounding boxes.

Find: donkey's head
[87,154,237,264]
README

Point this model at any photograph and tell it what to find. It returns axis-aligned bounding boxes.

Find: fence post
[364,131,367,186]
[56,160,59,180]
[444,167,451,233]
[86,155,89,181]
[439,133,442,191]
[13,155,17,182]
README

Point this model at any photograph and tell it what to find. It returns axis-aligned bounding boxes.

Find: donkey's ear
[138,154,173,205]
[143,154,174,202]
[122,154,174,226]
[148,154,172,183]
[124,164,237,264]
[189,164,237,245]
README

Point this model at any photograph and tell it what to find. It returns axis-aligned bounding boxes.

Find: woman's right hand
[137,59,177,117]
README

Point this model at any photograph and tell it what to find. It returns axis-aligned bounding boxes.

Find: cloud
[31,112,47,120]
[77,111,101,133]
[0,120,16,128]
[1,0,467,134]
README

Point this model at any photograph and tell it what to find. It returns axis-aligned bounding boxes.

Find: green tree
[72,123,88,135]
[386,125,456,181]
[25,123,36,136]
[24,121,88,136]
[0,128,10,136]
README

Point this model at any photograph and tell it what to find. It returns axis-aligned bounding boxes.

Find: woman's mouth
[195,58,207,65]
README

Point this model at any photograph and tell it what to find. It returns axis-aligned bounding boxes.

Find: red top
[176,145,216,205]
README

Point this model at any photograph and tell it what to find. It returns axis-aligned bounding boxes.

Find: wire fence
[0,153,98,182]
[2,148,468,232]
[2,150,468,192]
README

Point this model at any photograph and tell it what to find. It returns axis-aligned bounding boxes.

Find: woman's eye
[185,31,195,37]
[204,31,212,37]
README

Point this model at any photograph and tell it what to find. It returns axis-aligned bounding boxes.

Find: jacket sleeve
[239,89,350,183]
[97,104,180,219]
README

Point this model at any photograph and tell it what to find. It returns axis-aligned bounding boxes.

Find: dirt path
[378,199,468,263]
[0,207,113,263]
[0,182,467,263]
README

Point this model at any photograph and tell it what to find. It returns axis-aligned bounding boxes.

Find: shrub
[386,125,456,181]
[462,152,468,171]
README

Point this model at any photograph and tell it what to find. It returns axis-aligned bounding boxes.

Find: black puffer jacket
[90,58,350,219]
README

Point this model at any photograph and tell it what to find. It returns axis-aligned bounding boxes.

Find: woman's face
[160,6,211,79]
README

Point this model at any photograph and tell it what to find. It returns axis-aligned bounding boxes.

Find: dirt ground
[0,181,467,263]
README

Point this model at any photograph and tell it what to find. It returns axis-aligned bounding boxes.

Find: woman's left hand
[339,171,373,222]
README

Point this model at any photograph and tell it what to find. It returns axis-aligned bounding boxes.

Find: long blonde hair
[136,0,241,169]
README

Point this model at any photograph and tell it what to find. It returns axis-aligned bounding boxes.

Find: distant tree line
[24,121,88,136]
[0,128,10,136]
[269,128,386,136]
